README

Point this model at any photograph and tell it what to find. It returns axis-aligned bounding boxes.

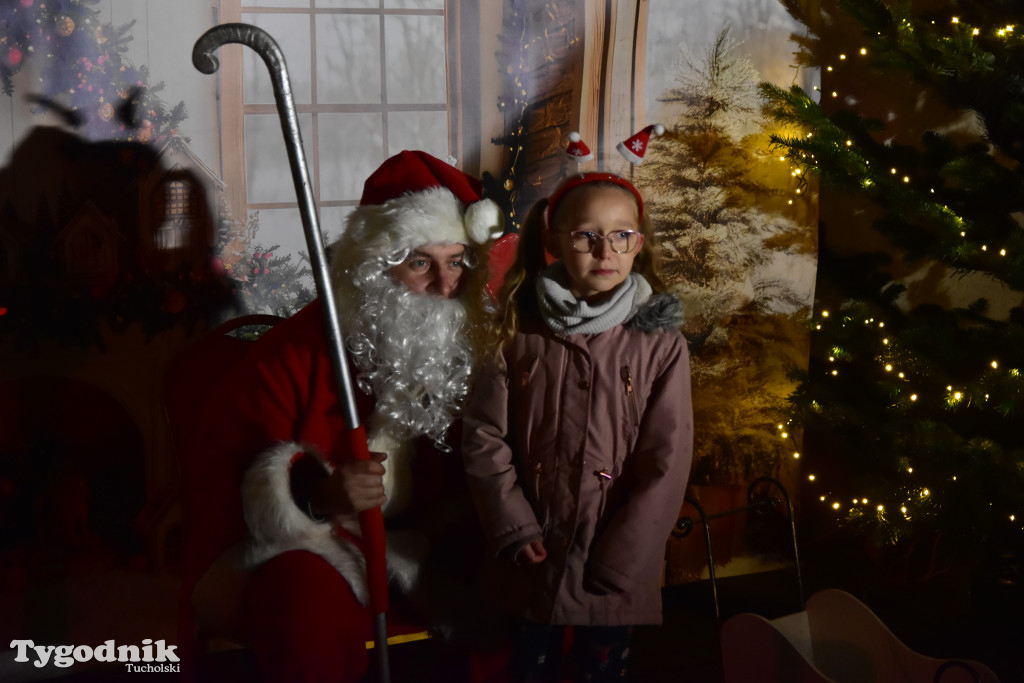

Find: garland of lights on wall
[492,0,580,232]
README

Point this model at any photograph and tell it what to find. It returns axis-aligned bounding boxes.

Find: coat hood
[627,292,683,332]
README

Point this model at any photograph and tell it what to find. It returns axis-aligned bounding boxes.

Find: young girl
[462,172,694,682]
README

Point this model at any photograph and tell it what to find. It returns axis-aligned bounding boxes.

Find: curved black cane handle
[192,23,282,76]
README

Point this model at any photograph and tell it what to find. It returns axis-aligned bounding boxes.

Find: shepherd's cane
[192,24,392,683]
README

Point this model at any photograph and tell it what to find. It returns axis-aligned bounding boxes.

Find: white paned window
[230,0,453,246]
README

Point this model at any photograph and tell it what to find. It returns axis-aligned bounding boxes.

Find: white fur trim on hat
[336,186,501,270]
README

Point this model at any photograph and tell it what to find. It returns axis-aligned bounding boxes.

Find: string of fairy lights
[776,15,1023,266]
[768,12,1024,536]
[794,304,1024,534]
[495,1,580,231]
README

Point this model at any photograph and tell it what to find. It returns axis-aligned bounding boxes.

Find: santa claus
[190,150,503,682]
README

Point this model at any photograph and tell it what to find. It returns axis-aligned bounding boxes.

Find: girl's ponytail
[482,198,549,362]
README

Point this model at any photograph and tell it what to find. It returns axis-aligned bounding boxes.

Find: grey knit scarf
[537,261,652,335]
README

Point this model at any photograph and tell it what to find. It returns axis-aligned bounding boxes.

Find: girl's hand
[515,540,548,565]
[315,451,388,518]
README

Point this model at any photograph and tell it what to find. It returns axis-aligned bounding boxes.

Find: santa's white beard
[341,264,474,449]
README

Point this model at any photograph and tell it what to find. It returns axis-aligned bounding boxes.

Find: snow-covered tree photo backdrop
[645,0,818,580]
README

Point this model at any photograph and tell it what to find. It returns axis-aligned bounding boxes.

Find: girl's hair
[482,178,664,360]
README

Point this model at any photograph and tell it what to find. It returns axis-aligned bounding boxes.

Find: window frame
[215,0,478,230]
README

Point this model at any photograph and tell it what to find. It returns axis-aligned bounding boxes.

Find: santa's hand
[317,451,388,517]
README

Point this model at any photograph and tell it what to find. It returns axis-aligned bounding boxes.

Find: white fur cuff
[240,442,371,605]
[241,442,333,545]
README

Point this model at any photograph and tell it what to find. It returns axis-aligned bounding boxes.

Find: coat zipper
[533,461,550,530]
[621,365,640,426]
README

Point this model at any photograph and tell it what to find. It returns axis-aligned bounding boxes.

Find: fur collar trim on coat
[626,292,684,332]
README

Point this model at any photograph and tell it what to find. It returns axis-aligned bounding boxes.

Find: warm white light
[860,48,867,55]
[793,452,801,459]
[885,364,893,372]
[832,502,841,510]
[910,394,918,401]
[922,489,930,497]
[809,474,816,481]
[782,432,789,439]
[877,505,884,512]
[992,361,999,369]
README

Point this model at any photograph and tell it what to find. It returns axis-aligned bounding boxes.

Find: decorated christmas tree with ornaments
[1,0,186,143]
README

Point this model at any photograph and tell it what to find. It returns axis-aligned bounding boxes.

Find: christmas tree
[227,241,315,318]
[762,0,1024,582]
[638,28,816,485]
[1,0,186,143]
[216,210,315,318]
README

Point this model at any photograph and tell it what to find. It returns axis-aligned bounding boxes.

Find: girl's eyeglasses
[559,230,642,254]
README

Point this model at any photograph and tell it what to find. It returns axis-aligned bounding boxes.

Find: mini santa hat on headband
[333,150,503,270]
[565,131,593,162]
[616,124,665,165]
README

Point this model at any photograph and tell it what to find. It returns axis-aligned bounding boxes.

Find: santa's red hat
[334,150,502,267]
[565,132,593,162]
[616,124,665,165]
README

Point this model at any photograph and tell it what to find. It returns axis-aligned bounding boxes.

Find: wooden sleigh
[720,587,999,683]
[676,478,1001,682]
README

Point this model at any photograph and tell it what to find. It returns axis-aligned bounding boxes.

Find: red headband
[545,172,645,227]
